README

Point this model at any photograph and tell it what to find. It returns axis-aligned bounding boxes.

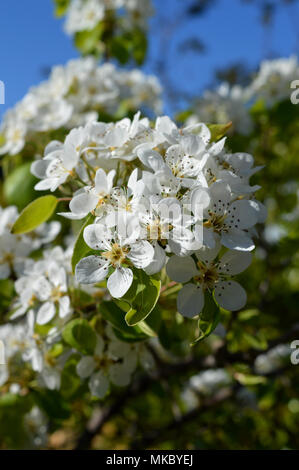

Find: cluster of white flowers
[0,57,162,156]
[31,112,266,317]
[0,301,153,396]
[11,246,73,325]
[180,368,232,412]
[0,207,155,395]
[188,56,299,134]
[189,369,231,396]
[248,55,299,107]
[76,324,154,398]
[254,344,291,375]
[0,311,67,391]
[64,0,153,35]
[0,205,60,279]
[187,84,253,135]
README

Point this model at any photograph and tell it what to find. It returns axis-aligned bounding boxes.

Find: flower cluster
[0,205,60,279]
[31,112,266,317]
[0,57,162,156]
[188,56,299,134]
[75,324,154,398]
[63,0,153,35]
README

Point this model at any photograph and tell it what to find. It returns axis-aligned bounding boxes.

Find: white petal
[222,229,255,251]
[41,368,61,390]
[226,200,258,230]
[76,356,96,379]
[209,182,231,210]
[70,192,98,215]
[191,187,210,220]
[58,211,86,220]
[177,284,204,318]
[196,240,221,264]
[214,280,247,311]
[34,178,56,191]
[137,148,165,172]
[109,363,131,387]
[209,137,226,156]
[89,371,109,398]
[0,262,10,279]
[127,241,154,269]
[202,226,216,249]
[107,267,133,298]
[95,168,108,194]
[31,160,48,178]
[144,243,166,275]
[166,256,197,283]
[36,301,56,325]
[83,224,111,250]
[218,250,252,275]
[58,296,71,319]
[75,256,109,284]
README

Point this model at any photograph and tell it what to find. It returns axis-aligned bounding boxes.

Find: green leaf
[0,393,32,413]
[235,373,267,386]
[71,214,96,273]
[74,23,104,56]
[11,195,58,234]
[3,162,39,210]
[119,270,161,326]
[32,389,70,421]
[138,306,162,337]
[11,196,58,234]
[0,279,15,309]
[110,37,130,65]
[54,0,70,17]
[207,122,232,142]
[192,292,220,345]
[131,29,147,65]
[100,301,149,342]
[60,355,82,399]
[62,318,97,355]
[175,109,193,123]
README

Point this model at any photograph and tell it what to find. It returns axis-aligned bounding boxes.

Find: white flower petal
[221,229,255,251]
[107,267,133,298]
[36,301,56,325]
[214,280,247,311]
[58,296,71,319]
[75,256,109,284]
[95,168,108,194]
[70,192,98,215]
[218,250,252,275]
[0,262,10,279]
[177,284,204,318]
[76,356,96,379]
[89,371,109,398]
[144,243,166,275]
[227,200,258,230]
[127,241,154,269]
[166,256,197,283]
[83,224,111,250]
[109,363,131,387]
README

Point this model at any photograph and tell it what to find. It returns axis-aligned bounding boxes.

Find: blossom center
[102,243,128,266]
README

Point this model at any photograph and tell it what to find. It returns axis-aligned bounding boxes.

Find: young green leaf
[71,214,96,273]
[4,162,39,210]
[11,195,58,234]
[62,318,97,355]
[192,292,220,345]
[207,122,232,142]
[122,270,161,326]
[100,301,150,342]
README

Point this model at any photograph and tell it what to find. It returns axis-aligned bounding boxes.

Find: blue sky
[0,0,298,117]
